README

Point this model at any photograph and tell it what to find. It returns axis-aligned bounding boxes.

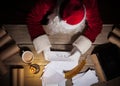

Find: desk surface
[2,24,112,86]
[4,44,95,86]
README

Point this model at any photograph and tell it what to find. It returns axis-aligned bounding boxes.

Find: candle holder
[29,64,40,74]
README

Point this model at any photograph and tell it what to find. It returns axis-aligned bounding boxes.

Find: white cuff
[33,34,51,54]
[73,35,92,54]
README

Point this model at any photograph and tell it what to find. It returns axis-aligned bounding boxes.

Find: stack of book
[0,26,20,76]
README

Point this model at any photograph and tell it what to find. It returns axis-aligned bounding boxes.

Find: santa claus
[27,0,102,85]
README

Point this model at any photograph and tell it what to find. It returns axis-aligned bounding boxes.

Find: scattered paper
[45,61,78,73]
[72,70,98,86]
[41,66,66,86]
[42,50,98,86]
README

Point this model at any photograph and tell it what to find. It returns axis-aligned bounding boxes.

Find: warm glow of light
[30,66,36,73]
[29,64,40,74]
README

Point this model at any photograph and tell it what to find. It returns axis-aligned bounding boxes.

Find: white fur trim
[73,35,92,54]
[33,34,51,54]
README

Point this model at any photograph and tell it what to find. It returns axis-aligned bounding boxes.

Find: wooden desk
[3,24,113,86]
[3,44,95,86]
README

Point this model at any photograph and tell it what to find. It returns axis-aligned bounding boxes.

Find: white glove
[73,35,92,54]
[43,47,51,60]
[33,34,51,54]
[69,47,81,62]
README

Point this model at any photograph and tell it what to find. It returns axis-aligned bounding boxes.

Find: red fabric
[26,0,102,42]
[26,0,57,40]
[83,0,103,42]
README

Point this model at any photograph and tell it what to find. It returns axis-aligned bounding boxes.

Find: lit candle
[30,66,36,74]
[29,64,40,74]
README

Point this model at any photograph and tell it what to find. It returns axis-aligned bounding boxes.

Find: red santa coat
[26,0,102,54]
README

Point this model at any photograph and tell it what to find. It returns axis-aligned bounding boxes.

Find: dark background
[0,0,120,24]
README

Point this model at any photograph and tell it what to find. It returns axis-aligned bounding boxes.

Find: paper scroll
[108,26,120,48]
[0,60,8,76]
[0,28,7,38]
[108,34,120,48]
[12,68,18,86]
[0,34,13,47]
[112,27,120,37]
[0,44,20,61]
[12,68,24,86]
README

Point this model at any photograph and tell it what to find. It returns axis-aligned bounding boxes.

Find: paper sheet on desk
[45,61,78,73]
[42,51,80,86]
[44,51,71,61]
[41,60,78,86]
[41,65,66,86]
[72,70,98,86]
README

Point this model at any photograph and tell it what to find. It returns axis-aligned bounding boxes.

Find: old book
[91,43,120,81]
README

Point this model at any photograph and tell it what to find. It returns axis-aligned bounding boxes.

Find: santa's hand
[33,34,51,54]
[43,47,51,60]
[69,47,81,62]
[73,35,92,54]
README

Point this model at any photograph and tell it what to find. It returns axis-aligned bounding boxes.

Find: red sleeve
[83,0,103,42]
[26,0,55,40]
